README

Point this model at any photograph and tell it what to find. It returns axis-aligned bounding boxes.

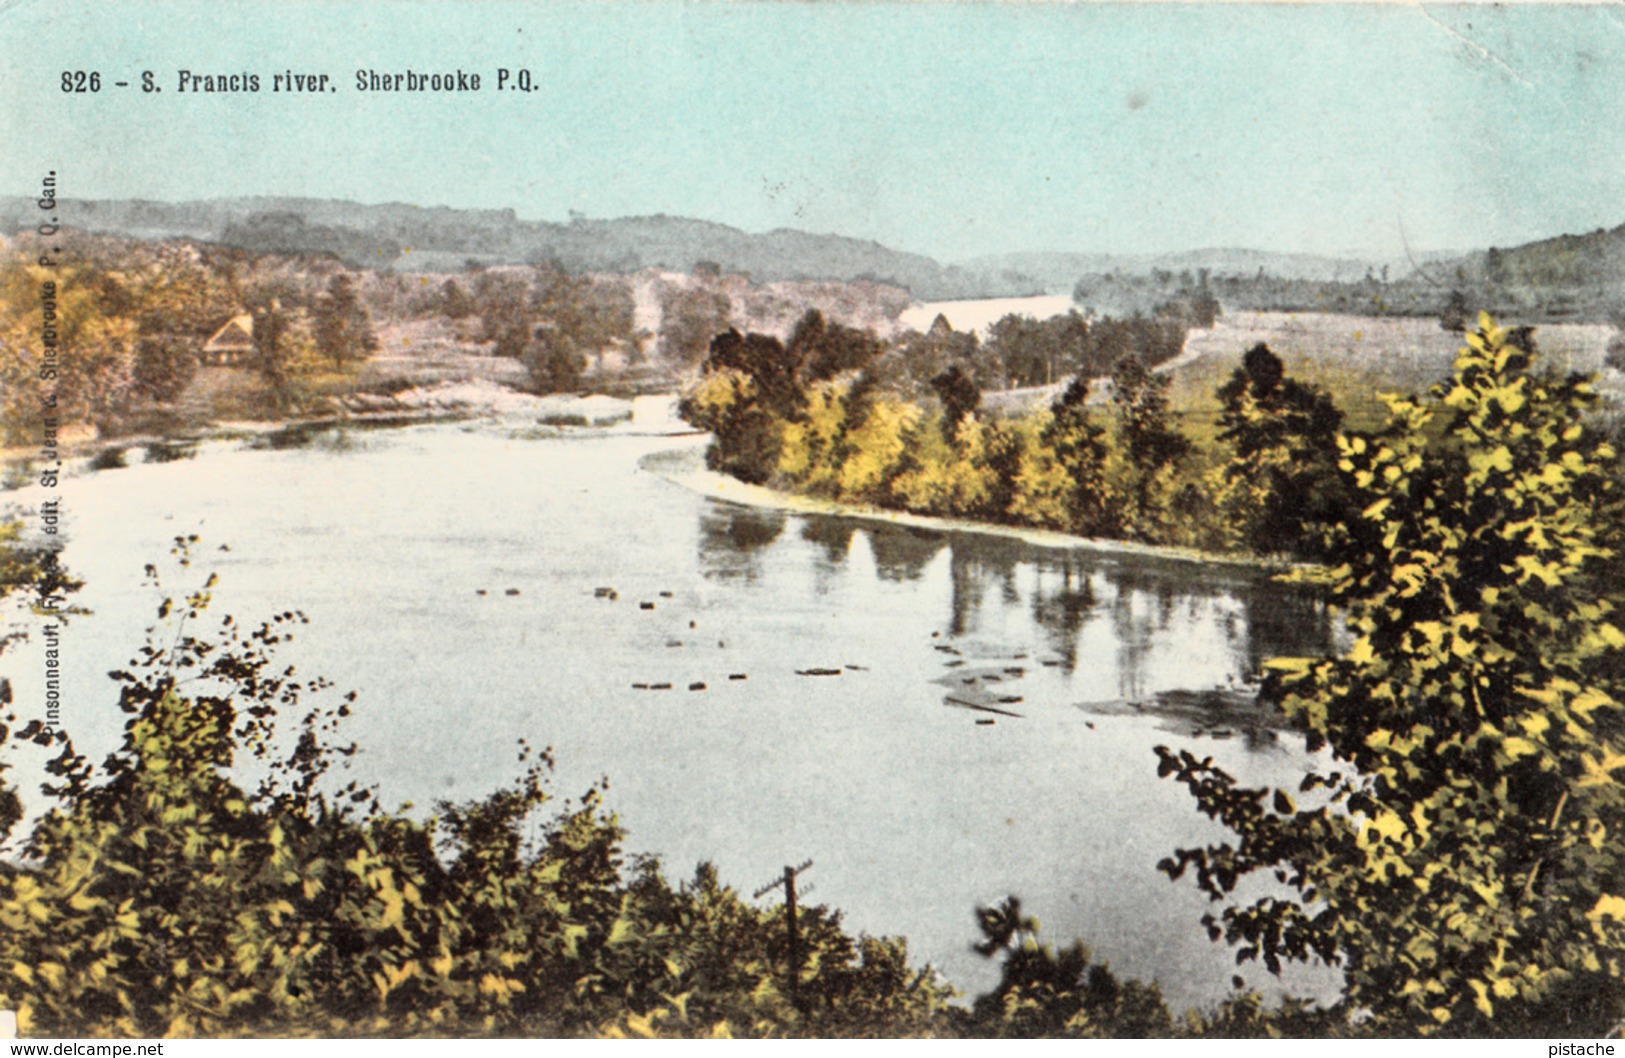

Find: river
[4,405,1343,1012]
[899,294,1078,337]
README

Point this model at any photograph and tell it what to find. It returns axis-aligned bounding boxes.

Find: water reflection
[1239,576,1335,675]
[946,541,1022,636]
[697,505,786,582]
[88,447,128,471]
[249,416,433,452]
[866,524,946,582]
[799,516,858,596]
[695,503,1338,744]
[799,516,856,565]
[142,441,199,464]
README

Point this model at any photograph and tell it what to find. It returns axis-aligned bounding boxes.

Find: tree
[1104,355,1190,540]
[314,273,378,369]
[986,311,1090,389]
[131,336,199,404]
[1007,375,1112,534]
[522,326,585,394]
[704,327,804,418]
[0,257,138,443]
[679,327,807,485]
[440,278,474,320]
[789,309,882,384]
[250,300,319,413]
[890,319,979,397]
[967,896,1173,1038]
[1157,316,1625,1036]
[528,265,635,367]
[1047,375,1111,535]
[658,286,731,366]
[1214,343,1347,559]
[114,242,237,404]
[832,385,918,503]
[0,519,81,846]
[1073,316,1187,379]
[929,365,980,442]
[473,271,532,358]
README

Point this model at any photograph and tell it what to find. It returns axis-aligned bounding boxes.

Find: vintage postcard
[2,0,1623,1042]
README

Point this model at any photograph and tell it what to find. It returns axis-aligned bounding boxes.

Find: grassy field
[1167,310,1617,431]
[358,318,530,392]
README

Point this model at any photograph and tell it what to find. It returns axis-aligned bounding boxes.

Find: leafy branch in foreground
[0,539,948,1037]
[966,896,1173,1038]
[1157,315,1625,1036]
[0,518,83,848]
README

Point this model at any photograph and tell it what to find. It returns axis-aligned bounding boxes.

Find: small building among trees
[202,314,255,366]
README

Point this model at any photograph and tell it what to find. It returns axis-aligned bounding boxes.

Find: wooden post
[754,858,813,1015]
[784,864,801,1012]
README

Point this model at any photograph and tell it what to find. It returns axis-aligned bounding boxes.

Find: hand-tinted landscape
[4,0,1625,1041]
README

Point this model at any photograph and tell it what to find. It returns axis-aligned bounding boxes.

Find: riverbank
[0,385,663,486]
[4,397,1342,1015]
[642,442,1286,572]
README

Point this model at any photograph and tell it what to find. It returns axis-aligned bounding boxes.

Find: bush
[965,897,1174,1038]
[1157,315,1625,1036]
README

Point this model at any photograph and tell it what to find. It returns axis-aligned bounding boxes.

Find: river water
[5,406,1344,1012]
[899,294,1078,338]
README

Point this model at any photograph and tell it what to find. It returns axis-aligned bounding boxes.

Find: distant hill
[2,195,1617,316]
[1445,223,1625,304]
[961,248,1427,290]
[1368,223,1625,323]
[0,196,1009,300]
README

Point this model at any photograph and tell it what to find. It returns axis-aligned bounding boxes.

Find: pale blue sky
[2,1,1622,262]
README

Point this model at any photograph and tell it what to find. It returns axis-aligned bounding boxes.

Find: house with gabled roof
[202,314,254,366]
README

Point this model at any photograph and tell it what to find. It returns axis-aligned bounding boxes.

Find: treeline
[0,229,924,448]
[683,307,1344,560]
[1076,267,1439,321]
[982,308,1196,389]
[1074,261,1625,326]
[0,233,379,443]
[434,264,638,393]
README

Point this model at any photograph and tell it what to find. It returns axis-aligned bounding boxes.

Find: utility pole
[753,859,813,1013]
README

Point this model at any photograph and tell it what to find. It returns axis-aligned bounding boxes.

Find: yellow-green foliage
[689,365,1228,549]
[777,382,846,493]
[251,305,324,415]
[1205,457,1269,555]
[679,368,787,484]
[0,259,138,443]
[1005,413,1073,531]
[835,396,919,503]
[890,414,999,517]
[887,414,955,514]
[966,897,1176,1039]
[1157,316,1625,1036]
[1094,441,1144,541]
[681,368,755,436]
[1208,343,1348,559]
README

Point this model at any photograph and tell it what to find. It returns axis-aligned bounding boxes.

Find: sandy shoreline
[641,441,1281,572]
